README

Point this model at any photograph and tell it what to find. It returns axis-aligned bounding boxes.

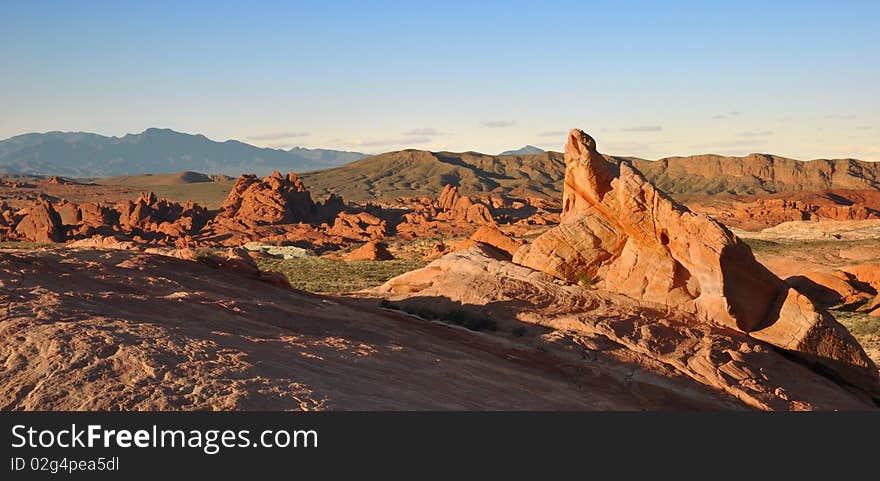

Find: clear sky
[2,0,878,159]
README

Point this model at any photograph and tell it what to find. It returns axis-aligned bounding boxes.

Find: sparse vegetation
[832,309,880,365]
[256,257,426,292]
[576,271,596,288]
[379,300,497,332]
[0,242,53,249]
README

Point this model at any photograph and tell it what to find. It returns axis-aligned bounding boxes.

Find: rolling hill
[301,149,880,201]
[0,128,366,177]
[300,149,568,201]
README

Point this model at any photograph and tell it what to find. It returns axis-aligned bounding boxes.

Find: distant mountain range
[499,145,545,156]
[0,128,367,177]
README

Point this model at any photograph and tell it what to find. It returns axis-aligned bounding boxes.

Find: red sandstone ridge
[513,129,878,392]
[688,189,880,231]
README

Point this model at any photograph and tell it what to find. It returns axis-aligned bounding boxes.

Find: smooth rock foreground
[381,129,880,403]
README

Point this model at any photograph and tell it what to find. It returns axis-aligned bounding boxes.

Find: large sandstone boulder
[14,202,64,243]
[344,241,394,261]
[515,129,783,331]
[374,245,875,410]
[514,129,878,393]
[455,224,523,258]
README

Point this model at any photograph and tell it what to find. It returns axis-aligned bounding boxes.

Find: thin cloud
[712,111,742,120]
[401,128,446,136]
[481,120,516,128]
[825,114,857,120]
[621,125,662,132]
[248,131,310,141]
[855,125,873,130]
[739,129,774,137]
[350,136,432,147]
[537,130,567,137]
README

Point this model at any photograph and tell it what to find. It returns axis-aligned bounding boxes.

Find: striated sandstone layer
[0,246,751,411]
[509,129,878,395]
[374,246,876,410]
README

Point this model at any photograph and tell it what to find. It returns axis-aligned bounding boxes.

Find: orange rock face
[513,129,878,393]
[326,211,387,241]
[515,129,783,331]
[214,171,320,228]
[343,241,394,261]
[455,224,523,258]
[14,202,64,243]
[437,185,494,224]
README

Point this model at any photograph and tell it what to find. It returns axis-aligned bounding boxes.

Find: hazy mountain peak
[499,145,545,156]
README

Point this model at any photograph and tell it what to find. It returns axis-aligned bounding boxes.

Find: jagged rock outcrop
[326,211,387,241]
[437,185,494,223]
[14,202,64,243]
[214,171,320,228]
[513,129,878,393]
[114,192,209,241]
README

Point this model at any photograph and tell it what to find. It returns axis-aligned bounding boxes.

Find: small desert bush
[0,241,53,249]
[576,271,596,288]
[256,257,426,292]
[389,303,497,332]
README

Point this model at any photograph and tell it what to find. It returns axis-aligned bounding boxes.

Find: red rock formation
[54,200,81,226]
[437,185,494,223]
[343,241,394,261]
[690,190,880,230]
[114,192,209,241]
[514,129,878,392]
[215,171,317,228]
[14,202,64,243]
[0,202,19,238]
[455,225,523,258]
[375,245,876,410]
[326,211,387,241]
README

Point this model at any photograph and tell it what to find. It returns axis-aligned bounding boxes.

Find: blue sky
[1,0,878,159]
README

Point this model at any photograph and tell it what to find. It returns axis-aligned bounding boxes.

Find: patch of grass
[832,309,880,365]
[0,241,53,249]
[256,257,427,292]
[576,271,596,288]
[742,238,780,252]
[835,310,880,337]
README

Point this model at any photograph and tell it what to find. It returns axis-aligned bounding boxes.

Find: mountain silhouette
[0,128,366,177]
